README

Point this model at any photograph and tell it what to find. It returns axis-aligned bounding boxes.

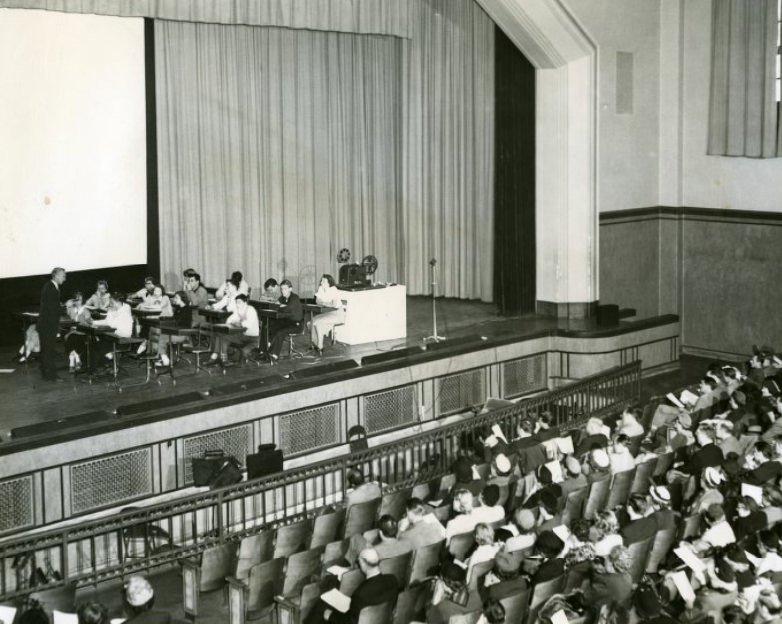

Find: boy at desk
[85,292,133,372]
[206,294,259,368]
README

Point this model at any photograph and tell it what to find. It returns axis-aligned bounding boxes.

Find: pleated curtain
[708,0,781,157]
[155,0,495,300]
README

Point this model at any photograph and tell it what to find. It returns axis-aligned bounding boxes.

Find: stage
[0,296,548,435]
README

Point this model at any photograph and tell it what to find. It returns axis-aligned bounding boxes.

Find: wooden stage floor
[0,297,576,436]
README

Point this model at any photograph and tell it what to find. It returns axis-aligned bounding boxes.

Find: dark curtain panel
[493,27,535,315]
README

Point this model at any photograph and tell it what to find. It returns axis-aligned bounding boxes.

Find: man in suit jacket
[268,279,304,360]
[38,267,66,382]
[398,498,446,549]
[341,549,398,623]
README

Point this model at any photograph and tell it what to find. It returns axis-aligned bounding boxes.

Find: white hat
[125,575,154,607]
[590,449,610,469]
[494,453,511,475]
[649,485,671,505]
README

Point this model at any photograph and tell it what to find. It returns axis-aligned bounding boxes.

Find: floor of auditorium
[0,296,718,440]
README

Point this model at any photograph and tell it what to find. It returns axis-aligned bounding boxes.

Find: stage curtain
[155,21,403,295]
[401,0,495,301]
[156,0,496,300]
[493,27,535,316]
[707,0,780,157]
[0,0,411,37]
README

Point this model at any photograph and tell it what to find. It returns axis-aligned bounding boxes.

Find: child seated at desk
[87,292,133,373]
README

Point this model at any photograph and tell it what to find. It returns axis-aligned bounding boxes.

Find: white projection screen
[0,9,147,279]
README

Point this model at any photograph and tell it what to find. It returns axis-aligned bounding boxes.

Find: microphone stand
[424,259,445,343]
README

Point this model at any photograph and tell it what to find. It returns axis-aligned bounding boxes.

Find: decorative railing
[0,361,640,600]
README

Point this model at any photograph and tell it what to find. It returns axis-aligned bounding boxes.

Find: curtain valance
[0,0,411,37]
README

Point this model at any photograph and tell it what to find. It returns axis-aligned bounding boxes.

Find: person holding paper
[616,407,645,438]
[741,441,782,485]
[618,494,657,544]
[692,503,736,553]
[341,549,398,624]
[398,498,446,549]
[471,485,506,525]
[608,434,636,474]
[344,468,381,509]
[445,490,481,542]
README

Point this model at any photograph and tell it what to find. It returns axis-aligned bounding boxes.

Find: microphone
[429,258,437,266]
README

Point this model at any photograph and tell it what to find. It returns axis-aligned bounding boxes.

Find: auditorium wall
[595,0,782,358]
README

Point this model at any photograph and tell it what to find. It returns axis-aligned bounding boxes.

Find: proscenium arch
[477,0,599,318]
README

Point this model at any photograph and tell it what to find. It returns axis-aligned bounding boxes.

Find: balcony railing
[0,361,640,600]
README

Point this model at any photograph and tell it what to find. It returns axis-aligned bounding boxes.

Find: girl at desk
[138,285,173,318]
[64,292,92,372]
[85,280,111,310]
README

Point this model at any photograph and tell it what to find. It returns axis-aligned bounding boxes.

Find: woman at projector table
[310,274,344,356]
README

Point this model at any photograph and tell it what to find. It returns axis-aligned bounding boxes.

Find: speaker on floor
[597,304,620,328]
[361,346,424,367]
[115,392,204,417]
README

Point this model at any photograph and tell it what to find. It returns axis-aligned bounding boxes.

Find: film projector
[337,248,378,289]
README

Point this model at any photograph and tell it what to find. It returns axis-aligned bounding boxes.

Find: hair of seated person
[483,599,506,624]
[628,493,649,515]
[377,515,398,539]
[280,279,293,288]
[183,268,196,278]
[347,468,364,489]
[111,292,127,304]
[77,601,109,624]
[321,273,336,287]
[405,497,425,516]
[474,523,494,546]
[264,278,278,289]
[96,279,108,289]
[481,484,500,507]
[235,294,248,304]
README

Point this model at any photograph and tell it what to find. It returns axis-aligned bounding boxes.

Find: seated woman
[138,284,173,318]
[310,274,344,355]
[215,270,249,299]
[155,291,193,368]
[130,276,156,302]
[15,323,40,363]
[64,291,92,372]
[87,292,133,372]
[212,274,241,312]
[85,280,111,310]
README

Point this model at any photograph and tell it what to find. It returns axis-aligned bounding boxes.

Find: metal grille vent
[364,385,417,433]
[183,425,251,484]
[438,368,486,416]
[0,476,34,534]
[503,354,547,398]
[279,404,339,455]
[71,449,152,514]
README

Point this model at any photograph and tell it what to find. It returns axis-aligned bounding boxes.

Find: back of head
[481,484,500,507]
[18,607,49,624]
[358,548,380,571]
[347,468,365,488]
[628,493,649,516]
[453,456,473,483]
[483,599,506,624]
[474,523,494,546]
[230,271,243,285]
[453,489,474,514]
[264,278,278,290]
[377,514,398,539]
[77,602,109,624]
[705,503,725,524]
[405,497,425,520]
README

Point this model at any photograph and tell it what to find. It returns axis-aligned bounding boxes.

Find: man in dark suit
[38,267,66,382]
[268,279,304,360]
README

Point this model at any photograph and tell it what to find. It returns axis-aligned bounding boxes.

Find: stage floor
[0,297,575,436]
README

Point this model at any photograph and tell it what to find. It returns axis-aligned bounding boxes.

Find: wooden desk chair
[630,458,658,494]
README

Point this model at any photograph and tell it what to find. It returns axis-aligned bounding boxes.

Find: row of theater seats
[174,443,694,623]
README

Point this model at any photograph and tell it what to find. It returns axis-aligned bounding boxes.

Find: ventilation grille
[0,476,34,534]
[364,385,417,433]
[502,354,547,398]
[71,449,152,514]
[183,425,251,485]
[279,404,340,455]
[438,368,486,416]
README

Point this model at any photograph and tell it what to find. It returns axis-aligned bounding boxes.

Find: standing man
[39,267,66,383]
